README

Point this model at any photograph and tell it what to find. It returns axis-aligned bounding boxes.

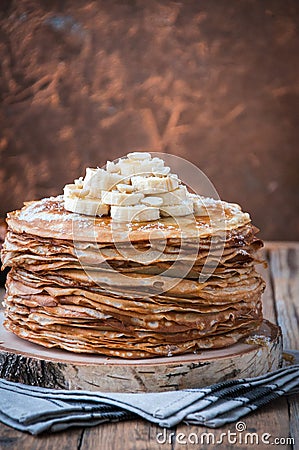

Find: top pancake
[6,195,251,243]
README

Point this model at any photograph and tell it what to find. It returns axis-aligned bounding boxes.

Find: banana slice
[63,184,90,198]
[131,175,179,194]
[118,158,165,177]
[117,159,142,177]
[64,196,109,216]
[152,166,171,176]
[83,168,124,196]
[127,152,151,160]
[188,194,210,216]
[117,160,137,176]
[74,177,84,187]
[111,205,160,222]
[141,196,163,207]
[102,190,144,206]
[158,185,188,206]
[160,199,194,217]
[116,183,135,193]
[63,184,76,197]
[106,161,121,173]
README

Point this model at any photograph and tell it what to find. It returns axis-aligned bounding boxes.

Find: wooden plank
[269,247,299,350]
[0,422,83,450]
[173,397,291,450]
[265,242,299,250]
[289,393,299,448]
[269,246,299,450]
[80,420,172,450]
[256,249,277,324]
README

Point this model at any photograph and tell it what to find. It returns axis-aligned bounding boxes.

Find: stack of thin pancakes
[0,219,8,286]
[1,196,265,359]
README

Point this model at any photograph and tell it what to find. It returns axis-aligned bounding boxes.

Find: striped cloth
[0,360,298,434]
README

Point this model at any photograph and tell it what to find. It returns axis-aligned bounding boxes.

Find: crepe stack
[0,219,8,286]
[1,153,265,359]
[0,219,7,256]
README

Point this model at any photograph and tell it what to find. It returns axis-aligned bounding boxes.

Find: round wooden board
[0,313,282,392]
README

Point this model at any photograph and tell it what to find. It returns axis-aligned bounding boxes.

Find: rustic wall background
[0,0,298,240]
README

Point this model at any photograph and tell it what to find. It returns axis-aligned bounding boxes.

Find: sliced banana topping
[63,184,90,199]
[74,177,84,187]
[152,166,171,176]
[64,196,109,216]
[131,175,179,194]
[102,191,144,206]
[63,152,202,221]
[63,184,76,197]
[83,168,123,192]
[106,160,121,173]
[188,193,210,216]
[111,205,160,222]
[118,159,164,177]
[158,185,188,205]
[116,183,135,193]
[160,200,194,217]
[127,151,151,160]
[141,196,163,207]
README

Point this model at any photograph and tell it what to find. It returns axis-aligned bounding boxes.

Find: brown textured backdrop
[0,0,298,240]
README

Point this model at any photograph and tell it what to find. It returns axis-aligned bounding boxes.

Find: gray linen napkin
[0,362,298,434]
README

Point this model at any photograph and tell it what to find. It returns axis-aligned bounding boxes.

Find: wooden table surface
[0,242,298,450]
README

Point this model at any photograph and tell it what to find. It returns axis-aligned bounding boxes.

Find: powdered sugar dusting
[19,195,89,228]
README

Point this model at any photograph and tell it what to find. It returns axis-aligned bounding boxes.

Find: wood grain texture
[80,420,172,450]
[0,421,83,450]
[174,397,291,450]
[0,1,299,240]
[269,246,299,450]
[289,394,299,449]
[257,249,277,323]
[269,247,299,350]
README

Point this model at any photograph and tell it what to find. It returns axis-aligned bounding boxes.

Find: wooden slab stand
[0,314,282,392]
